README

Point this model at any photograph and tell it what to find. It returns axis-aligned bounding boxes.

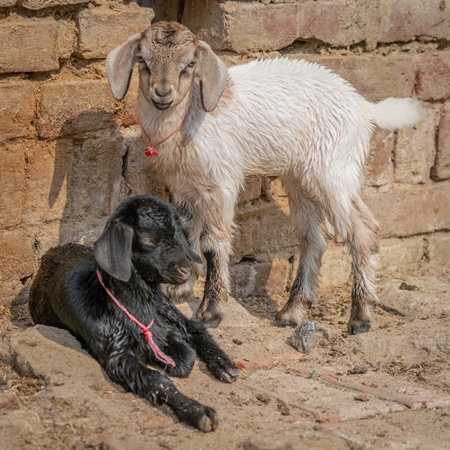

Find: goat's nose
[176,265,191,278]
[155,87,172,98]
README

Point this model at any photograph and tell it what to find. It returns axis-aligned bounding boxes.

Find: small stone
[289,321,317,353]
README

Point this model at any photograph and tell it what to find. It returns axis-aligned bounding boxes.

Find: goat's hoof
[219,366,240,384]
[347,320,372,335]
[197,407,219,432]
[275,311,299,328]
[195,309,223,328]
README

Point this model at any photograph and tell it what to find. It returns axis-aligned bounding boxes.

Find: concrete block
[21,0,88,9]
[363,183,450,238]
[427,232,450,267]
[76,2,154,59]
[0,140,26,229]
[416,52,450,102]
[364,129,394,187]
[378,0,450,43]
[0,17,61,73]
[432,102,450,181]
[301,54,416,102]
[38,80,116,139]
[394,105,438,184]
[0,82,36,142]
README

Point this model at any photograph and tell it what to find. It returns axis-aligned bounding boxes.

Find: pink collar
[96,268,175,367]
[141,108,190,157]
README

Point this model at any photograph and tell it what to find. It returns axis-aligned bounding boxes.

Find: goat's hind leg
[343,196,380,334]
[276,193,326,327]
[105,349,218,432]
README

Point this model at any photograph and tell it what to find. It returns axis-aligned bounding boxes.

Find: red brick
[432,103,450,181]
[379,0,450,43]
[0,82,36,142]
[416,53,450,101]
[76,3,154,59]
[363,184,450,238]
[0,17,60,73]
[38,80,116,139]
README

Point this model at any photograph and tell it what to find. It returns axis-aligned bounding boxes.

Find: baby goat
[106,22,423,334]
[29,195,239,432]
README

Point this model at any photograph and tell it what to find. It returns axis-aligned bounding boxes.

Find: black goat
[29,195,239,432]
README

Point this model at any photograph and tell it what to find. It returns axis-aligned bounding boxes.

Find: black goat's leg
[104,351,218,432]
[186,321,239,383]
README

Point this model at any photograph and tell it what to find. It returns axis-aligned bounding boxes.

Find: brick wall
[1,0,449,305]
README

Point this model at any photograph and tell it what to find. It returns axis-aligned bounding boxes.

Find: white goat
[106,21,422,334]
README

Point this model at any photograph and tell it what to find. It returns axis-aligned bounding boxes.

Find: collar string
[141,108,190,157]
[96,269,176,367]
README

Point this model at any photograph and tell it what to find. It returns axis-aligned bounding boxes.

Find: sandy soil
[1,264,449,450]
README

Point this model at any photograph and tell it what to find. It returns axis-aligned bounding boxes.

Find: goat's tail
[369,97,423,131]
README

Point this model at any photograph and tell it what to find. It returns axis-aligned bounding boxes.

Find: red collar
[141,108,190,157]
[96,269,175,367]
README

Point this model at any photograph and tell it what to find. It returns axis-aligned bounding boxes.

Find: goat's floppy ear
[94,220,134,282]
[106,33,142,100]
[197,40,228,112]
[180,232,203,265]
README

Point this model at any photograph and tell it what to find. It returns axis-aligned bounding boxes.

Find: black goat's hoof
[198,407,219,432]
[218,366,240,384]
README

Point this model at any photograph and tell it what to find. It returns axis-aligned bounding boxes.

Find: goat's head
[94,195,202,284]
[106,21,228,112]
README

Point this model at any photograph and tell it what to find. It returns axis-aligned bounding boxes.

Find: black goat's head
[94,195,202,284]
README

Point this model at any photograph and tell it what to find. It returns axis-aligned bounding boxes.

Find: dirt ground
[1,263,449,450]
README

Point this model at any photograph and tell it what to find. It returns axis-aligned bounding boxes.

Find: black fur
[29,195,239,432]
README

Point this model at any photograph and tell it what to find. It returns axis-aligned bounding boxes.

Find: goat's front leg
[187,320,239,383]
[104,349,218,432]
[195,240,231,328]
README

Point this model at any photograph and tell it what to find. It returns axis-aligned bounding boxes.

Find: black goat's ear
[94,221,134,282]
[180,232,203,265]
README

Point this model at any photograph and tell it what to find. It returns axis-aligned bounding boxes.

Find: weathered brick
[238,176,263,205]
[302,54,416,102]
[379,0,450,43]
[427,232,450,267]
[363,183,450,238]
[0,229,35,284]
[120,126,166,198]
[38,80,116,139]
[76,3,154,59]
[56,130,125,245]
[0,140,26,229]
[416,53,450,101]
[230,257,290,298]
[21,0,88,9]
[183,0,379,52]
[0,0,16,6]
[432,103,450,181]
[394,105,438,184]
[380,236,426,271]
[320,241,352,288]
[364,129,394,187]
[0,17,61,73]
[233,202,296,261]
[0,82,36,142]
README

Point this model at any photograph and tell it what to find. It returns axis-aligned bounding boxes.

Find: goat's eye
[187,61,196,68]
